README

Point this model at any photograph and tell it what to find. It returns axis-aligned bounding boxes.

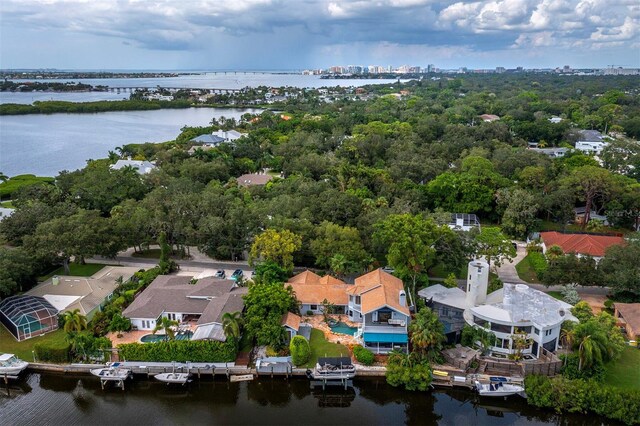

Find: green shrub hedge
[528,252,548,277]
[34,341,71,363]
[525,375,640,425]
[118,339,237,363]
[353,345,375,366]
[289,335,311,366]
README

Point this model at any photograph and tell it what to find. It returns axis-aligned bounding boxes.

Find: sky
[0,0,638,70]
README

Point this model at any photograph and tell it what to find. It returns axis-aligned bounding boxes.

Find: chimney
[399,290,406,307]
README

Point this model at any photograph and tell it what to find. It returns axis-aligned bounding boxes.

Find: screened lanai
[0,295,59,341]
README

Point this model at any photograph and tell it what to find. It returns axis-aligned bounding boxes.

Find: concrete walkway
[494,242,528,285]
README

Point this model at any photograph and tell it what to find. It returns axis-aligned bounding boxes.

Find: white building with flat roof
[419,260,576,358]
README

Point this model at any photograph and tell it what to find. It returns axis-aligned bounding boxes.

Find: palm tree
[62,309,87,333]
[153,317,179,340]
[409,304,445,361]
[329,254,348,279]
[221,311,243,340]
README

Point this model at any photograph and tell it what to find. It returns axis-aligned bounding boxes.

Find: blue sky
[0,0,638,70]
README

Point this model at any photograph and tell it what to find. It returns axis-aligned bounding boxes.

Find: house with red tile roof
[539,231,624,261]
[285,269,410,353]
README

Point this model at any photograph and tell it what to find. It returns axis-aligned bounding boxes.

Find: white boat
[0,354,29,377]
[475,380,524,397]
[307,357,356,380]
[154,372,191,385]
[90,363,132,381]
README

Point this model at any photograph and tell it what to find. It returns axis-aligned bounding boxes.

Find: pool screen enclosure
[0,295,59,341]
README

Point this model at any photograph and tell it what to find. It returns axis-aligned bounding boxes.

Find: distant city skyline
[1,0,638,70]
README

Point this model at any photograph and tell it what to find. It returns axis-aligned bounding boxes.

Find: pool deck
[304,315,361,346]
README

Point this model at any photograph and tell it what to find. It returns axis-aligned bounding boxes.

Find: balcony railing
[363,325,407,334]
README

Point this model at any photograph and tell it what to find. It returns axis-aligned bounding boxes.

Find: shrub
[289,335,311,366]
[386,351,432,391]
[306,310,313,316]
[528,251,548,277]
[525,375,640,425]
[118,340,237,363]
[34,341,71,363]
[353,345,374,366]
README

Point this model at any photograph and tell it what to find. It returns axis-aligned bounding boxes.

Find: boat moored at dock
[0,354,29,378]
[474,380,525,397]
[90,363,133,390]
[307,357,356,380]
[154,372,192,385]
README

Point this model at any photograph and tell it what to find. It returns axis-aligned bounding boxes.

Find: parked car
[231,269,244,281]
[214,270,226,279]
[382,266,395,274]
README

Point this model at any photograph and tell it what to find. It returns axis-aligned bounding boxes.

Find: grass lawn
[429,263,469,280]
[546,291,564,300]
[515,254,540,284]
[37,263,110,281]
[0,326,67,361]
[0,201,14,208]
[603,346,640,390]
[304,328,350,368]
[0,174,54,199]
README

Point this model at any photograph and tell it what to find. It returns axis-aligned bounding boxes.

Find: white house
[575,130,608,155]
[419,260,577,358]
[111,159,156,175]
[212,130,244,142]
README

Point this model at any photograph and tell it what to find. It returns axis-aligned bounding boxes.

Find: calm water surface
[0,107,261,177]
[0,373,605,426]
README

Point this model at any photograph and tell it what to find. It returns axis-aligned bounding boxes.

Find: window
[473,316,488,328]
[534,328,540,335]
[544,329,552,336]
[355,296,361,305]
[498,338,510,349]
[491,323,512,334]
[348,310,353,317]
[442,307,449,317]
[378,311,392,323]
[515,326,532,334]
[310,305,318,311]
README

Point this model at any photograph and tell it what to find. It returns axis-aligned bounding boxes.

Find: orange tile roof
[287,272,348,305]
[540,231,624,257]
[281,312,301,331]
[288,270,322,285]
[349,269,410,316]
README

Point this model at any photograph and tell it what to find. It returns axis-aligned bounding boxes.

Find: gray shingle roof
[191,134,225,144]
[122,276,244,321]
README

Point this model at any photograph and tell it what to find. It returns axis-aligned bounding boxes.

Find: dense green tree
[472,227,516,269]
[222,311,243,341]
[310,221,370,272]
[0,247,36,297]
[24,209,124,274]
[385,351,432,391]
[599,235,640,299]
[62,309,88,333]
[496,187,539,238]
[243,282,297,349]
[408,303,445,362]
[289,335,311,366]
[250,229,302,272]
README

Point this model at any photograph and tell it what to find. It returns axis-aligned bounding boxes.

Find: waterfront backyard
[0,326,67,361]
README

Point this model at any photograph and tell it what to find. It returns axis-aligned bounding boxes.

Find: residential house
[419,260,576,358]
[212,130,243,142]
[347,269,410,354]
[539,231,624,262]
[548,116,563,123]
[111,159,156,175]
[575,130,608,155]
[281,312,302,343]
[448,213,481,232]
[529,147,569,158]
[287,270,349,314]
[237,173,274,187]
[190,134,225,146]
[613,303,640,341]
[122,275,247,342]
[26,266,137,319]
[574,207,609,226]
[479,114,500,122]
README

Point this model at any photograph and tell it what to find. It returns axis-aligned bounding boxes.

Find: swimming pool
[329,322,358,336]
[140,331,193,343]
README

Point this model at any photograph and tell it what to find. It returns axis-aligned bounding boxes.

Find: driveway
[495,241,527,284]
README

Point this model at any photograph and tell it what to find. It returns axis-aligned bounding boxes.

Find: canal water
[0,373,604,426]
[0,107,261,177]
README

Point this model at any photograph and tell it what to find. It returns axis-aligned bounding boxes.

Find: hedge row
[34,341,71,363]
[527,252,548,277]
[525,375,640,425]
[118,339,237,363]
